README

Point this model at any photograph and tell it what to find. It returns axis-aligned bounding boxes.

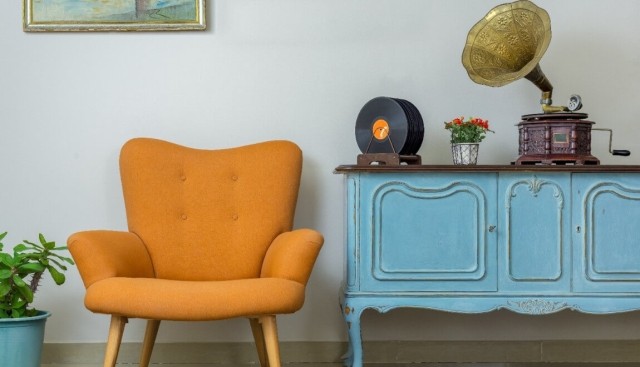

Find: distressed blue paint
[338,168,640,367]
[573,173,640,292]
[499,173,571,293]
[356,173,497,293]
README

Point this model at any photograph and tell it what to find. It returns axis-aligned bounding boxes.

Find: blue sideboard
[335,165,640,367]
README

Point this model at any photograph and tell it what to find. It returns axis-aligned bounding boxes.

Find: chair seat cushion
[85,277,306,321]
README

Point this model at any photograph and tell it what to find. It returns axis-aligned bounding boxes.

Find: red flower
[444,116,493,144]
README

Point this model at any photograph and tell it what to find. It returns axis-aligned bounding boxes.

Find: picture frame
[23,0,206,32]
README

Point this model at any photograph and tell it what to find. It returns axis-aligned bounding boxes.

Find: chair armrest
[68,230,155,288]
[261,228,324,285]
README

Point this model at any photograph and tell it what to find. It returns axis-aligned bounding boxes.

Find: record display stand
[354,96,424,166]
[357,153,421,166]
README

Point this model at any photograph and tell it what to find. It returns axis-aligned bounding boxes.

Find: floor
[39,364,640,367]
[40,341,640,366]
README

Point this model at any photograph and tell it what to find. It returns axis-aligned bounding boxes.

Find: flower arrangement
[444,116,493,144]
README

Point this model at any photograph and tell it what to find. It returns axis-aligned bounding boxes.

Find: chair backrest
[119,138,303,281]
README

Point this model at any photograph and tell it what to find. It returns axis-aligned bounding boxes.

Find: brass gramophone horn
[462,0,568,113]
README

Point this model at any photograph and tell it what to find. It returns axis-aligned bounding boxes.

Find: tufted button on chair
[68,138,324,367]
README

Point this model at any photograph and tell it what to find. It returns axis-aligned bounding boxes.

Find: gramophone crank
[462,0,629,164]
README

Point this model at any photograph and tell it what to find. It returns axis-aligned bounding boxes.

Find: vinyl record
[355,97,424,155]
[394,98,424,155]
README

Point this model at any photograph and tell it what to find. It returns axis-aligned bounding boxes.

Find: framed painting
[23,0,206,32]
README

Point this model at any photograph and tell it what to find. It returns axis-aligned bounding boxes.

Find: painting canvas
[24,0,206,31]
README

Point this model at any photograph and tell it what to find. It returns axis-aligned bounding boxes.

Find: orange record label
[372,119,390,141]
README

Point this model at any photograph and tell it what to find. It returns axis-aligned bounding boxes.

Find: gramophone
[462,0,629,164]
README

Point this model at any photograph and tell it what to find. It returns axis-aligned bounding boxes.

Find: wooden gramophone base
[516,112,599,165]
[515,154,600,165]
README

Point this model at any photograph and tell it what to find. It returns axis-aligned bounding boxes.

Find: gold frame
[23,0,206,32]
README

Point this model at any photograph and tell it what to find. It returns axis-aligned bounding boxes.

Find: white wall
[1,0,640,343]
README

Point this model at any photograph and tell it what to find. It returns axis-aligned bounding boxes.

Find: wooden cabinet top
[334,165,640,174]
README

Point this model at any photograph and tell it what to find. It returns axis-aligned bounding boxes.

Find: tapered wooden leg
[259,315,281,367]
[139,319,161,367]
[104,315,128,367]
[250,318,269,367]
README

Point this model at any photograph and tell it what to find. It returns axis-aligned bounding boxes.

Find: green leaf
[11,298,26,310]
[0,269,12,279]
[17,263,46,273]
[47,266,66,285]
[0,280,11,297]
[23,253,43,260]
[0,253,16,267]
[22,240,42,250]
[12,244,28,253]
[0,232,7,241]
[47,258,67,271]
[51,253,75,265]
[40,234,56,250]
[11,309,21,318]
[16,283,33,303]
[12,274,26,288]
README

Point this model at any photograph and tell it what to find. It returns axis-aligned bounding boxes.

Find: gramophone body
[462,0,614,164]
[517,113,599,165]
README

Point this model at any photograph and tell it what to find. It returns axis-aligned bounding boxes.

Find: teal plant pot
[0,311,50,367]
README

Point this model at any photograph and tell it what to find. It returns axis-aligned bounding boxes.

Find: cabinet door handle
[488,225,496,232]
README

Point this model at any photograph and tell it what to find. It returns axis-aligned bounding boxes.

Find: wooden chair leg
[104,315,128,367]
[250,318,269,367]
[259,315,281,367]
[139,319,161,367]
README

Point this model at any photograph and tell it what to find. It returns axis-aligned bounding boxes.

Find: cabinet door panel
[359,173,497,292]
[499,173,571,292]
[573,173,640,292]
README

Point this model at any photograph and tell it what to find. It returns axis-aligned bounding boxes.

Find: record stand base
[357,153,421,166]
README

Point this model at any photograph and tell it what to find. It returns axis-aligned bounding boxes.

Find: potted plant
[0,231,74,367]
[444,116,493,165]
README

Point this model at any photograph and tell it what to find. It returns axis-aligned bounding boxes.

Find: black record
[394,98,424,155]
[355,96,424,155]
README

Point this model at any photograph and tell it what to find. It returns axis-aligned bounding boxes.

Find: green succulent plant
[0,231,74,318]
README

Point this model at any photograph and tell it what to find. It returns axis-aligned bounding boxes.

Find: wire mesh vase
[451,143,479,165]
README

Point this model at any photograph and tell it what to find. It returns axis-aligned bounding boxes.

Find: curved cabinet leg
[342,302,364,367]
[341,339,353,367]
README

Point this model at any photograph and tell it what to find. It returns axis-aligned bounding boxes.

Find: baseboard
[42,340,640,364]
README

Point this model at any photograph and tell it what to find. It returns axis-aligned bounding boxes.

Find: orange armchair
[68,138,323,367]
